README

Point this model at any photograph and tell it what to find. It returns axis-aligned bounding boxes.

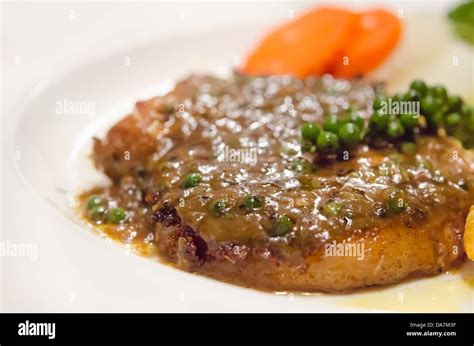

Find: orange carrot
[332,9,402,77]
[242,7,402,79]
[243,8,358,78]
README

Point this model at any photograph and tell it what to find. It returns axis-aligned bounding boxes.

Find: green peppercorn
[468,107,474,132]
[391,93,402,103]
[431,111,445,128]
[322,201,343,217]
[389,153,404,163]
[272,215,294,237]
[430,85,447,101]
[370,110,390,130]
[338,123,361,146]
[461,104,472,117]
[317,131,339,152]
[280,146,297,156]
[301,122,320,143]
[322,114,342,133]
[445,112,461,127]
[301,140,317,153]
[400,92,413,102]
[343,109,364,130]
[290,160,312,173]
[409,80,428,97]
[107,208,126,224]
[373,95,388,110]
[90,205,106,221]
[208,200,230,216]
[243,196,264,212]
[407,89,421,101]
[86,195,103,210]
[400,113,420,129]
[400,141,416,154]
[447,95,463,111]
[421,95,443,115]
[387,119,405,138]
[181,173,203,189]
[386,191,408,215]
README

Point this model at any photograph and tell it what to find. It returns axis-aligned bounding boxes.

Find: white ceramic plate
[6,14,474,312]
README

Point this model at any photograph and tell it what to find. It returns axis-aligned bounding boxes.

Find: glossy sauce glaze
[80,73,474,291]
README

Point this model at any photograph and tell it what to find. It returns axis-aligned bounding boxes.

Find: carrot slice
[465,206,474,260]
[243,8,358,78]
[332,9,402,78]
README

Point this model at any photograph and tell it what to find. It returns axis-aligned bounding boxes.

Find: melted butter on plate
[337,262,474,312]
